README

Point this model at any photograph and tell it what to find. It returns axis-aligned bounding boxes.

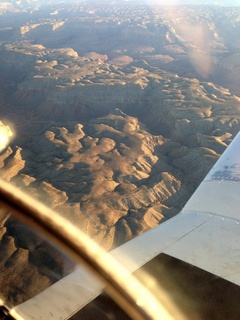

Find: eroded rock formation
[0,2,240,307]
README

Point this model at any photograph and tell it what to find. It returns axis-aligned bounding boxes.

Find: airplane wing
[2,131,240,319]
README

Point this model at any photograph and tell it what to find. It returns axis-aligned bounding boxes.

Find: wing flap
[11,267,103,320]
[164,211,240,285]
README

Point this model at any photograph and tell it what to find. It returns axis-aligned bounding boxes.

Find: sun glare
[0,126,12,152]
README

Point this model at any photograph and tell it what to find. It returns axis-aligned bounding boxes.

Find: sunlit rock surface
[0,1,240,305]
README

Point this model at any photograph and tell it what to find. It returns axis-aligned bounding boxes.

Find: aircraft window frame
[0,178,177,320]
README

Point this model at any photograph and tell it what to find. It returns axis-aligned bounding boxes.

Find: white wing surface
[12,132,240,319]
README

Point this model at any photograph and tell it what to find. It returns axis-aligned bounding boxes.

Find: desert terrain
[0,0,240,313]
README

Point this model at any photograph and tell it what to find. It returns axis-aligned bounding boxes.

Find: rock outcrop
[0,2,240,306]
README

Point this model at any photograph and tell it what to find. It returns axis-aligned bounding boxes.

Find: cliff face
[0,3,240,307]
[1,40,240,251]
[2,43,240,130]
[0,110,222,250]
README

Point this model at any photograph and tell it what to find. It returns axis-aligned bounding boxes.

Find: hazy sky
[134,0,240,5]
[35,0,240,5]
[6,0,240,7]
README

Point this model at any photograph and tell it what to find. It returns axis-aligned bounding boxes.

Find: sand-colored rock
[1,3,240,307]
